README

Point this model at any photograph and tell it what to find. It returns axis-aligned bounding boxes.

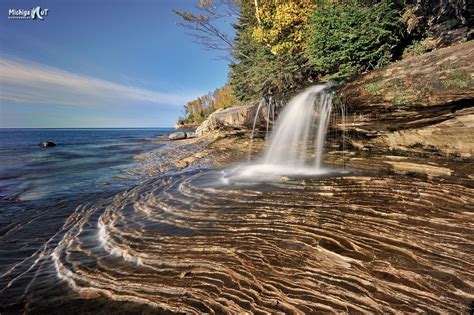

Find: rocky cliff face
[339,40,473,109]
[404,0,473,48]
[175,123,199,130]
[338,40,473,159]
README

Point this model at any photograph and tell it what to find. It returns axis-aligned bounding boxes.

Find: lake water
[0,128,174,202]
[0,128,174,312]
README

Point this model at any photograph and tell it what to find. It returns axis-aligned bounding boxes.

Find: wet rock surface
[2,131,472,314]
[132,132,265,177]
[47,167,473,314]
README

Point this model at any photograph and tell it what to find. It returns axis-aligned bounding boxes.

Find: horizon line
[0,126,176,129]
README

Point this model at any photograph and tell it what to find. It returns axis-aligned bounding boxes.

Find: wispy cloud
[0,58,199,107]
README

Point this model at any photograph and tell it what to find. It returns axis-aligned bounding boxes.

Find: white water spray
[263,84,333,169]
[225,84,336,180]
[265,96,272,139]
[247,99,266,161]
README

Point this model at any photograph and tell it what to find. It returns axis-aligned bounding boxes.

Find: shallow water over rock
[26,168,472,313]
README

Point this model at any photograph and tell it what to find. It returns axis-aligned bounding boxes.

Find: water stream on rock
[232,84,337,181]
[264,84,333,169]
[247,99,266,161]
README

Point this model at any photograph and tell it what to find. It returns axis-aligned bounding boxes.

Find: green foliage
[392,89,411,105]
[229,1,318,102]
[307,1,404,79]
[365,80,385,95]
[392,96,407,105]
[230,44,312,101]
[402,37,435,58]
[442,71,470,90]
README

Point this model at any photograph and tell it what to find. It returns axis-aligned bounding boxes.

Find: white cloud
[0,58,199,107]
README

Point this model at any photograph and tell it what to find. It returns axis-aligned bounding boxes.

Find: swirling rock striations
[52,170,474,313]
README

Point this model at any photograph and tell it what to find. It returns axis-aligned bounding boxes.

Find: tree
[229,0,319,101]
[175,0,241,57]
[251,0,315,56]
[178,84,240,125]
[213,84,237,109]
[307,1,404,79]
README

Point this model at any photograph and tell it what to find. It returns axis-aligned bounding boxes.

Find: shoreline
[152,129,473,186]
[49,138,474,314]
[134,131,266,176]
[2,129,472,314]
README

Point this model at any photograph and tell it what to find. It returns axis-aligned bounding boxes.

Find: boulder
[39,141,57,147]
[185,132,196,139]
[168,132,187,140]
[196,103,266,137]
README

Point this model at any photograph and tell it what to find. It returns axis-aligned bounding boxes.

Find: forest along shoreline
[169,0,472,181]
[164,40,473,183]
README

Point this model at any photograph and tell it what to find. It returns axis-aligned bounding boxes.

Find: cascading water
[248,97,275,161]
[340,103,347,169]
[247,99,266,161]
[265,96,272,139]
[225,83,336,181]
[263,84,333,169]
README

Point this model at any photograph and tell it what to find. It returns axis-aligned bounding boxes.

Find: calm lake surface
[0,128,174,201]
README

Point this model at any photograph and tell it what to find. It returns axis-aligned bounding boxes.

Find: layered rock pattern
[337,40,474,159]
[49,170,474,313]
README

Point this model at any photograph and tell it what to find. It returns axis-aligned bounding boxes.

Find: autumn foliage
[178,84,239,125]
[175,0,444,124]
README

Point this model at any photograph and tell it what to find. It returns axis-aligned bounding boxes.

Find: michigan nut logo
[8,6,49,20]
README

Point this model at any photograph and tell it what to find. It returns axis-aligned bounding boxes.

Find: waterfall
[248,96,275,161]
[247,99,265,161]
[224,84,336,181]
[265,96,272,139]
[263,84,333,170]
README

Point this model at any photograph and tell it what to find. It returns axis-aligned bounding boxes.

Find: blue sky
[0,0,234,127]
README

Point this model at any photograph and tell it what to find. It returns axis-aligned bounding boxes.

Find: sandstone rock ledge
[337,40,474,159]
[174,123,199,130]
[134,132,265,176]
